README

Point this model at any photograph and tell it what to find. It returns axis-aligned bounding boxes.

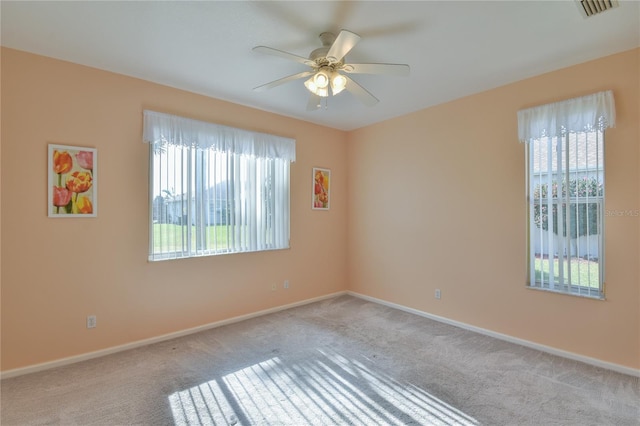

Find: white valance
[143,110,296,162]
[517,90,615,143]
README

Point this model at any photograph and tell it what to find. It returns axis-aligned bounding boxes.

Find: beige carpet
[1,295,639,425]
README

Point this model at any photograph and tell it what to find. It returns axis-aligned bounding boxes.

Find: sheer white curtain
[143,110,296,161]
[517,90,615,142]
[143,110,295,260]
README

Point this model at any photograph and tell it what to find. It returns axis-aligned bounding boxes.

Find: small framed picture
[312,167,330,210]
[48,144,97,217]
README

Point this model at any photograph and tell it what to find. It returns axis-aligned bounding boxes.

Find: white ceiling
[2,1,639,131]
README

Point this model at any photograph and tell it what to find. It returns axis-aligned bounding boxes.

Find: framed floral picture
[48,144,97,217]
[312,167,330,210]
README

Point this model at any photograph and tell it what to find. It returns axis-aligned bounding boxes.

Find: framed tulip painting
[48,144,97,217]
[312,167,330,210]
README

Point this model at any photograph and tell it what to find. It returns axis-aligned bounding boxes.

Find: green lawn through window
[153,224,232,253]
[534,256,600,289]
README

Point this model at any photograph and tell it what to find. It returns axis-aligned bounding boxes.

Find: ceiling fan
[253,30,410,110]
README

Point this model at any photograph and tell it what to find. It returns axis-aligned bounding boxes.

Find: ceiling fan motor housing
[309,32,343,69]
[309,47,330,63]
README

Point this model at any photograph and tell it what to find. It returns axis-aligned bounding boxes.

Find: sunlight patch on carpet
[169,349,479,425]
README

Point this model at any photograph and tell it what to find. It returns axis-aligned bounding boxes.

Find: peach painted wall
[0,48,348,372]
[2,46,638,374]
[347,48,639,369]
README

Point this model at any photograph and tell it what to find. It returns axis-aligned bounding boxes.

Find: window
[517,91,615,298]
[143,110,295,261]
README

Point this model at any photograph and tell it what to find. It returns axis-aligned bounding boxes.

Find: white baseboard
[0,291,347,380]
[347,291,640,378]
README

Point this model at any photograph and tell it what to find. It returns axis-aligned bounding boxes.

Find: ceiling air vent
[578,0,619,17]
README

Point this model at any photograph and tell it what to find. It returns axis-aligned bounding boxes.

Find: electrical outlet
[435,289,441,300]
[284,280,289,289]
[271,283,277,291]
[87,315,97,329]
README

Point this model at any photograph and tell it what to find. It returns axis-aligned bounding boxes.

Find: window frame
[525,130,605,299]
[144,110,294,262]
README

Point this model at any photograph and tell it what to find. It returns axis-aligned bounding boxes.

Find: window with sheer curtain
[143,110,295,261]
[517,90,615,298]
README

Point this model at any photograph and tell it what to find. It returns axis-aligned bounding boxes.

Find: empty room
[1,1,638,425]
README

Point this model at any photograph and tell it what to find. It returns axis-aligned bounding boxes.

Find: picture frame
[48,144,97,217]
[312,167,330,210]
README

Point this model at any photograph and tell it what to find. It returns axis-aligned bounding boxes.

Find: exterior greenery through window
[144,110,295,261]
[518,90,615,299]
[532,176,602,239]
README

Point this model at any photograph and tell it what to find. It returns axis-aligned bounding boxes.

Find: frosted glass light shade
[313,70,330,89]
[331,73,347,95]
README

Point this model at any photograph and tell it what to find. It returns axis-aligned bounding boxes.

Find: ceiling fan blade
[253,46,315,66]
[343,75,379,107]
[253,71,315,92]
[326,30,361,63]
[306,93,321,111]
[343,63,410,76]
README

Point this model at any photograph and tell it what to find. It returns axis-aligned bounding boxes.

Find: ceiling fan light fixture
[331,72,347,95]
[316,87,329,97]
[313,69,330,89]
[304,77,316,92]
[304,76,329,97]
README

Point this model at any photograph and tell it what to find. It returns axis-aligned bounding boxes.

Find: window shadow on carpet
[169,348,478,426]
